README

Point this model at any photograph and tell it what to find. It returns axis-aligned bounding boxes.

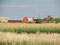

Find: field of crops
[0,23,60,45]
[0,32,60,45]
[0,23,60,33]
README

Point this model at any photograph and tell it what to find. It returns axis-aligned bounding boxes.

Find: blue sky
[0,0,60,20]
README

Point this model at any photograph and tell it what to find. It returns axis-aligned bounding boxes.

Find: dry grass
[0,32,60,45]
[0,23,60,28]
[0,23,60,45]
[0,23,60,33]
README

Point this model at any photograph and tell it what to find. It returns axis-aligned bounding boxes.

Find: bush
[35,19,43,23]
[55,18,60,23]
[28,22,32,23]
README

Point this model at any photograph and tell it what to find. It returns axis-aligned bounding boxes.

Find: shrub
[55,18,60,23]
[35,19,43,23]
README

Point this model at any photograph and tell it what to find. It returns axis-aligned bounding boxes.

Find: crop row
[0,32,60,45]
[0,27,60,33]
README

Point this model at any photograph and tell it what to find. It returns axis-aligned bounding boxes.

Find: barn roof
[22,16,28,22]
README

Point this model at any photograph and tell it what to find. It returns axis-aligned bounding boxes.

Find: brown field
[0,23,60,28]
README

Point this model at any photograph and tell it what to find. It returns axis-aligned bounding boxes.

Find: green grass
[0,40,58,45]
[0,27,60,34]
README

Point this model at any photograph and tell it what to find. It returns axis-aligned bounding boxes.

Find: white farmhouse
[0,17,8,23]
[28,18,33,22]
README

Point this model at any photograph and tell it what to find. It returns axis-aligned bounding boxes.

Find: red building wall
[22,16,28,22]
[8,20,22,23]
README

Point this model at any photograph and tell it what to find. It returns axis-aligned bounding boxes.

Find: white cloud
[0,5,39,8]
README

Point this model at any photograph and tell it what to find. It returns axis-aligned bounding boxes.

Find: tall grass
[0,23,60,45]
[0,32,60,45]
[0,23,60,33]
[0,27,60,34]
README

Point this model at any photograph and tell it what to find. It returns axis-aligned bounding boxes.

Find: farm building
[22,16,28,22]
[46,17,50,21]
[0,17,8,23]
[28,18,33,22]
[33,19,37,22]
[8,20,22,23]
[22,16,37,22]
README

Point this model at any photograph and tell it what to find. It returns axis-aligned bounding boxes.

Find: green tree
[35,19,42,23]
[47,15,54,21]
[55,18,60,23]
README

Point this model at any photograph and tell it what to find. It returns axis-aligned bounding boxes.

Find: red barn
[8,20,22,23]
[22,16,28,22]
[46,17,50,21]
[33,19,37,22]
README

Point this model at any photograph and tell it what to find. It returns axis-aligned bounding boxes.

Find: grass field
[0,23,60,33]
[0,23,60,45]
[0,32,60,45]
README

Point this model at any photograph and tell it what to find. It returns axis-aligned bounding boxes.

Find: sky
[0,0,60,20]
